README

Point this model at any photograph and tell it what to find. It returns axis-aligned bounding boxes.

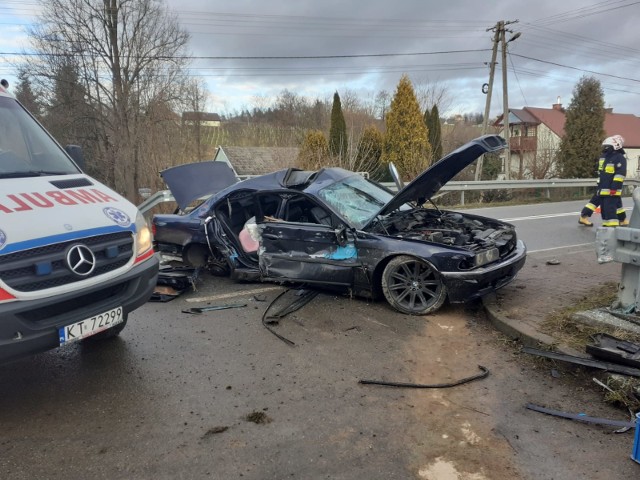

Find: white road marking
[528,243,594,254]
[499,207,631,222]
[186,285,283,303]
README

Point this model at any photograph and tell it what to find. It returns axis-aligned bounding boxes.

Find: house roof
[510,108,540,125]
[500,106,640,147]
[523,107,567,137]
[215,146,300,176]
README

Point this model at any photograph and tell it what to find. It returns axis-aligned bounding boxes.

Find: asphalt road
[1,200,638,480]
[468,197,634,252]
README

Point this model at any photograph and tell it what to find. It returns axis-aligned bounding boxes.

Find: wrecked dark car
[152,135,526,315]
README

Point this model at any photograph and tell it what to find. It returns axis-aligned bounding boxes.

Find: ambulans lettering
[0,188,118,213]
[19,193,55,208]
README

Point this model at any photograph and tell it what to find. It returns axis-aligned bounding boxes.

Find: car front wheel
[381,256,447,315]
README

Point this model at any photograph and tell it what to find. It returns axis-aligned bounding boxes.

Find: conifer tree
[428,105,443,161]
[14,69,42,119]
[381,75,431,180]
[298,130,330,170]
[356,125,384,179]
[329,91,348,159]
[557,76,605,178]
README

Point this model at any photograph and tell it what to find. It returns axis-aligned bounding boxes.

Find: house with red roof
[495,100,640,179]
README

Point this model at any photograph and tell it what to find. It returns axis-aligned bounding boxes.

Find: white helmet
[603,134,624,150]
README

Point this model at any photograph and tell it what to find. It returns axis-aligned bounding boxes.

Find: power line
[510,52,640,83]
[0,48,490,60]
[531,0,640,26]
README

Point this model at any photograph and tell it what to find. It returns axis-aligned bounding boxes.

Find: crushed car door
[258,197,360,286]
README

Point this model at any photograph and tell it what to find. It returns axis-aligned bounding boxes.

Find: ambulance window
[0,97,78,175]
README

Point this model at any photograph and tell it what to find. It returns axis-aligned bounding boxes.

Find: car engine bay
[371,208,517,254]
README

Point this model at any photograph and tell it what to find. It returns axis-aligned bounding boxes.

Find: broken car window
[318,175,396,229]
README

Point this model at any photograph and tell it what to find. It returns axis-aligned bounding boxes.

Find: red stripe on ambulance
[0,189,118,213]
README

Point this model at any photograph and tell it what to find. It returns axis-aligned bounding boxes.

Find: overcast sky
[2,0,640,118]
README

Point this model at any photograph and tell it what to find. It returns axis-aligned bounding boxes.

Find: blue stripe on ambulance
[0,225,135,255]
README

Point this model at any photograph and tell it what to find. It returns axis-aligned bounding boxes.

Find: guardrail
[138,177,640,216]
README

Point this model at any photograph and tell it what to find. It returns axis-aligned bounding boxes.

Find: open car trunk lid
[160,161,239,211]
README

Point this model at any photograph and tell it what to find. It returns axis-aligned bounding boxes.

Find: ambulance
[0,80,159,363]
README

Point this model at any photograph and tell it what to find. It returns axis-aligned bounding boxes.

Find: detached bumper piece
[586,333,640,369]
[150,266,199,302]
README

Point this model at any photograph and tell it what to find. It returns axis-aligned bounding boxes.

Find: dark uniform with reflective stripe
[598,146,627,227]
[580,157,626,223]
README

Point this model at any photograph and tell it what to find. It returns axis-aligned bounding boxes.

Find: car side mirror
[65,145,85,171]
[335,227,348,247]
[389,162,404,191]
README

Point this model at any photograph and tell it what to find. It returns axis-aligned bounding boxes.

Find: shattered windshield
[318,175,395,229]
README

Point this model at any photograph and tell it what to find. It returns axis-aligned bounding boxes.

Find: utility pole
[501,24,510,180]
[476,20,519,182]
[500,21,520,180]
[475,21,501,181]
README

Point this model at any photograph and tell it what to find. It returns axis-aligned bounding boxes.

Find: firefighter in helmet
[578,147,628,226]
[597,135,627,227]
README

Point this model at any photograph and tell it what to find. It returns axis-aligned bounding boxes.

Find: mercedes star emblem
[66,244,96,276]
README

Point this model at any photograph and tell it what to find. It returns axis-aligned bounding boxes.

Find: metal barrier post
[596,188,640,312]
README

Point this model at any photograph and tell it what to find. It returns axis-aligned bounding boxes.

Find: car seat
[310,206,332,226]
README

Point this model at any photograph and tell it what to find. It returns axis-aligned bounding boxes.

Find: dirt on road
[0,278,637,479]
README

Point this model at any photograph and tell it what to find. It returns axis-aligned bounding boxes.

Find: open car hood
[370,135,506,221]
[160,161,238,211]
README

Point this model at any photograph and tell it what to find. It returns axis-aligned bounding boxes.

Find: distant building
[181,112,222,127]
[495,101,640,178]
[213,146,300,179]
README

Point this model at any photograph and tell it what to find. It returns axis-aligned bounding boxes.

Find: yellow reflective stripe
[617,208,626,214]
[613,191,622,196]
[598,159,605,170]
[614,175,625,181]
[605,165,615,173]
[600,189,611,195]
[603,220,620,226]
[585,203,597,211]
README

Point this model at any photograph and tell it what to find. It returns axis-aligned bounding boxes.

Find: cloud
[176,0,640,115]
[4,0,640,116]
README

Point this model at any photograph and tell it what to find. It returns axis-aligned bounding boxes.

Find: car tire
[381,255,447,315]
[81,317,128,343]
[184,244,230,276]
[207,248,231,277]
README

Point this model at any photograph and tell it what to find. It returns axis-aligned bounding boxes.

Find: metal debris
[261,288,319,346]
[522,347,640,378]
[359,365,489,389]
[586,333,640,368]
[525,403,636,429]
[201,426,229,438]
[150,266,199,302]
[182,303,246,314]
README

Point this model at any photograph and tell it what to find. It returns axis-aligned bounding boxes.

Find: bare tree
[182,78,210,161]
[414,80,452,116]
[23,0,191,201]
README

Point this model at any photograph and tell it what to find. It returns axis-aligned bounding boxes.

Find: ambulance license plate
[58,306,124,344]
